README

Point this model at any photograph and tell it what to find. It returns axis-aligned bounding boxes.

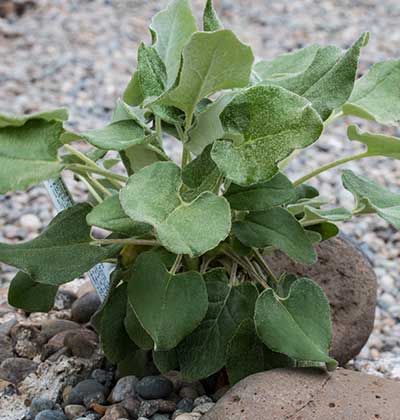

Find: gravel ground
[1,0,400,377]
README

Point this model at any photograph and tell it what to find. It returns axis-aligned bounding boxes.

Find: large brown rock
[204,368,400,420]
[265,235,377,365]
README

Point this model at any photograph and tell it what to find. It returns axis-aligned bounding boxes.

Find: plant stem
[76,174,103,204]
[91,238,158,246]
[229,262,238,285]
[86,174,113,198]
[64,144,99,169]
[67,163,128,183]
[155,116,163,145]
[324,110,344,127]
[170,254,183,274]
[253,248,278,284]
[293,152,369,187]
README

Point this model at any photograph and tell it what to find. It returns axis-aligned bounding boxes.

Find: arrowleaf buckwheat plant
[2,0,400,383]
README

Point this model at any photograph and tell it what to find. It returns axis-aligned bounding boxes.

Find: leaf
[128,251,208,351]
[255,277,337,370]
[79,120,146,151]
[8,271,58,313]
[258,33,369,120]
[226,319,265,384]
[181,145,221,202]
[253,45,320,81]
[186,93,236,155]
[342,169,400,229]
[301,206,352,225]
[0,108,68,128]
[153,349,179,373]
[177,269,259,380]
[125,300,154,350]
[120,162,231,257]
[160,30,254,124]
[0,119,64,193]
[100,283,138,363]
[293,184,320,201]
[347,124,400,159]
[225,172,296,211]
[211,85,323,186]
[203,0,223,31]
[112,99,149,128]
[150,0,197,87]
[0,204,117,285]
[306,222,339,241]
[87,194,152,236]
[233,207,317,264]
[343,60,400,125]
[287,196,329,217]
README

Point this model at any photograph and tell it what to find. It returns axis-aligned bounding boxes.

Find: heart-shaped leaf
[343,60,400,125]
[149,0,197,87]
[203,0,223,32]
[233,207,317,264]
[342,170,400,229]
[128,251,208,351]
[8,271,58,313]
[87,194,152,236]
[347,124,400,159]
[257,33,368,120]
[120,162,231,257]
[211,85,323,186]
[301,206,352,226]
[225,172,296,211]
[160,30,254,125]
[177,269,258,379]
[255,277,337,370]
[0,204,118,285]
[125,301,154,350]
[100,283,138,363]
[0,115,65,193]
[153,349,179,373]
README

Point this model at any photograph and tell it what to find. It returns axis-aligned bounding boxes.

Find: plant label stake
[44,177,111,300]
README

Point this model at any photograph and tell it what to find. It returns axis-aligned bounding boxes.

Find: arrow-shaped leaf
[203,0,223,32]
[342,169,400,229]
[255,277,337,370]
[128,251,208,351]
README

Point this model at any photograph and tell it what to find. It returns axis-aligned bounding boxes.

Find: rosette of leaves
[2,0,400,383]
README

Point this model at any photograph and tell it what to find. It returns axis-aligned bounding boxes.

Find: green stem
[76,174,102,204]
[91,238,158,246]
[293,152,369,187]
[64,144,99,169]
[253,248,278,284]
[324,110,344,127]
[170,254,183,274]
[86,174,112,198]
[67,164,128,183]
[155,116,163,145]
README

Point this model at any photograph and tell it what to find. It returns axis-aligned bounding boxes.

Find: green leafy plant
[2,0,400,383]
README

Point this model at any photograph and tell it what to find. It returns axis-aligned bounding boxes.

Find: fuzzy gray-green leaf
[342,170,400,229]
[233,207,316,264]
[120,162,231,257]
[255,277,337,370]
[0,204,117,285]
[128,251,208,351]
[343,60,400,125]
[211,85,323,186]
[203,0,223,31]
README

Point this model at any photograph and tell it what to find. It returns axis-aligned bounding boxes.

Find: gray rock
[64,404,85,419]
[265,235,377,365]
[35,410,67,420]
[29,397,55,418]
[0,357,38,383]
[176,398,193,412]
[151,415,170,420]
[136,376,173,400]
[83,390,107,408]
[11,323,41,359]
[193,396,213,407]
[67,379,107,405]
[203,368,400,420]
[108,375,138,403]
[119,396,140,418]
[138,400,160,418]
[0,318,18,335]
[54,289,77,311]
[64,330,96,359]
[40,320,80,341]
[0,333,13,363]
[101,404,129,420]
[71,292,101,324]
[192,402,215,415]
[90,369,114,388]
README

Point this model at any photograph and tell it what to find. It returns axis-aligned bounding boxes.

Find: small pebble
[178,387,198,400]
[54,289,77,311]
[90,369,114,388]
[108,375,138,403]
[136,376,173,400]
[67,379,107,405]
[176,398,193,413]
[151,414,170,420]
[0,357,38,384]
[29,397,55,418]
[40,320,80,340]
[35,410,68,420]
[71,292,101,324]
[64,404,85,419]
[20,213,41,231]
[0,333,13,364]
[64,331,96,358]
[193,395,213,407]
[101,404,129,420]
[192,402,215,414]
